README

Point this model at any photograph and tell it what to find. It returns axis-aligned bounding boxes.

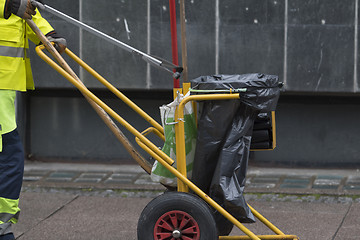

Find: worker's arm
[45,31,67,54]
[1,0,66,53]
[27,9,67,54]
[1,0,11,18]
[1,0,37,19]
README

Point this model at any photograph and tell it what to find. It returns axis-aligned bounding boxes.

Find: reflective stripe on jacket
[0,4,54,91]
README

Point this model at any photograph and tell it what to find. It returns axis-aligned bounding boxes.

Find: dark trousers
[0,129,24,239]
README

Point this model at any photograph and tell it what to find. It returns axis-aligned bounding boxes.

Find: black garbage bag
[191,73,280,223]
[251,112,273,150]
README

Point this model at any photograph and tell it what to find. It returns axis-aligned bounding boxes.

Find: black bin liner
[251,112,273,149]
[191,74,280,223]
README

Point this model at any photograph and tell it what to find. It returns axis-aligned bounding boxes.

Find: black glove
[46,31,67,54]
[9,0,45,19]
[10,0,35,19]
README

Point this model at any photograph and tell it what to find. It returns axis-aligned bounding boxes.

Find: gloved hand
[10,0,44,19]
[30,0,44,10]
[46,33,67,54]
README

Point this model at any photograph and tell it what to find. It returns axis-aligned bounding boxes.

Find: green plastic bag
[151,93,197,187]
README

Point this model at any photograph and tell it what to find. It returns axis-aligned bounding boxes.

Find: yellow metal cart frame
[34,44,298,240]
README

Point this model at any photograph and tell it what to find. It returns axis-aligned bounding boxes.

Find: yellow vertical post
[182,82,191,94]
[172,87,188,192]
[174,82,193,192]
[174,93,189,192]
[182,82,198,124]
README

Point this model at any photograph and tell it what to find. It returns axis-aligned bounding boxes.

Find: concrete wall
[254,95,360,167]
[21,0,360,167]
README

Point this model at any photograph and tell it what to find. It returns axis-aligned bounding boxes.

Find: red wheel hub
[154,210,200,240]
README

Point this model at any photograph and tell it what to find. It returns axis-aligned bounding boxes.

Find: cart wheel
[213,211,234,236]
[137,192,218,240]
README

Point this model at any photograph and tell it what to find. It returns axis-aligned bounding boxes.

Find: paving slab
[12,191,358,240]
[13,192,78,239]
[16,162,360,239]
[230,201,351,239]
[333,203,360,240]
[15,193,151,240]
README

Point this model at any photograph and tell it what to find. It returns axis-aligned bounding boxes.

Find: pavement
[12,161,360,239]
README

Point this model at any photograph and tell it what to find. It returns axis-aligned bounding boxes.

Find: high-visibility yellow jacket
[0,1,55,151]
[1,3,57,232]
[0,0,54,91]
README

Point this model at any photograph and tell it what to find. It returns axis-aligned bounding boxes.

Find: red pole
[169,0,180,88]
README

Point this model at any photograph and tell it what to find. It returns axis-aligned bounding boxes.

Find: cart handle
[35,44,175,167]
[139,127,165,142]
[40,46,164,135]
[189,88,247,93]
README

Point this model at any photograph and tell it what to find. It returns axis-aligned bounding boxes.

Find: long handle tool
[42,4,183,79]
[26,19,152,174]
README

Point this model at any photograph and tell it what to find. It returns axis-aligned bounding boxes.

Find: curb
[23,162,360,196]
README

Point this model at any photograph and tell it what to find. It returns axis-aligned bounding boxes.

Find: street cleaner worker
[0,0,66,239]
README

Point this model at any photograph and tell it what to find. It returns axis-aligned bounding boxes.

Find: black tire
[137,192,218,240]
[213,210,234,236]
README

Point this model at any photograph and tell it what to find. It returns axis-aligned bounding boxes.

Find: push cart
[26,13,299,240]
